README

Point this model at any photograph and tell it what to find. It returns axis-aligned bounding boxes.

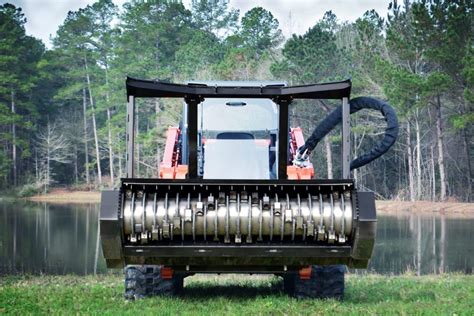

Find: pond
[0,200,472,275]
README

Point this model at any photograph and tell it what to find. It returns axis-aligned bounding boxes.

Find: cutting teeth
[338,234,346,244]
[122,189,352,244]
[328,230,336,244]
[317,225,326,241]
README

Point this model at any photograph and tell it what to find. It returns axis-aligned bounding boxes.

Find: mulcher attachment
[101,179,377,271]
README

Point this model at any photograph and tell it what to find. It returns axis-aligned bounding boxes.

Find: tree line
[0,0,472,201]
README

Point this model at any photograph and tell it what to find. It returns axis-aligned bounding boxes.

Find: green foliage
[272,13,349,84]
[0,0,472,200]
[0,3,44,181]
[240,7,283,57]
[174,30,223,79]
[17,183,42,197]
[191,0,239,36]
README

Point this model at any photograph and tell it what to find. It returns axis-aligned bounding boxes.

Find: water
[1,200,473,275]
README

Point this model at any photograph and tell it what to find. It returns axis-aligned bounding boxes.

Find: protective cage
[100,77,377,273]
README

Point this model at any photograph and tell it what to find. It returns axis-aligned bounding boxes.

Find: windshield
[198,98,278,179]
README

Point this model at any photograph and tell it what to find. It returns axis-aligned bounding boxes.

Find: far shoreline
[23,189,474,214]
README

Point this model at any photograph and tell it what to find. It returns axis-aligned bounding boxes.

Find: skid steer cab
[100,77,398,300]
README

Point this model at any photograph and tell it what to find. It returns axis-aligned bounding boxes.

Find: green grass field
[1,273,473,315]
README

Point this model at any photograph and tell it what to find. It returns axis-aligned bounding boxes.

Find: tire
[124,265,183,300]
[283,265,345,300]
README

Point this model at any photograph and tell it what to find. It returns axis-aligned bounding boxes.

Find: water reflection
[0,201,105,275]
[0,201,472,275]
[368,211,473,275]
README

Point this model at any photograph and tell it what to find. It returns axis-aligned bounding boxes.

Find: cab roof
[126,77,351,100]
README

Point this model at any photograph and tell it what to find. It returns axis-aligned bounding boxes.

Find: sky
[5,0,390,49]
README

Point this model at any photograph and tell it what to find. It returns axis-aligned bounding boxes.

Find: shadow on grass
[181,276,438,304]
[182,280,283,300]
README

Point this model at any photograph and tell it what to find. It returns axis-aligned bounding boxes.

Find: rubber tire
[283,265,345,300]
[124,265,183,300]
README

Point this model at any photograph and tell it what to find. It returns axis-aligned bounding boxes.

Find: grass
[1,273,473,315]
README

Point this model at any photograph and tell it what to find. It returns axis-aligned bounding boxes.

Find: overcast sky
[5,0,389,48]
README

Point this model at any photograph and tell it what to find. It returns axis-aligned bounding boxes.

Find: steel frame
[125,78,352,180]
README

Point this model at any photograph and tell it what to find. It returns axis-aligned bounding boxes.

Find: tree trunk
[74,143,79,184]
[11,90,17,186]
[105,64,114,188]
[436,95,447,201]
[431,144,436,201]
[82,88,90,186]
[45,127,50,194]
[415,115,422,199]
[406,122,415,201]
[35,149,38,182]
[325,136,333,179]
[118,146,123,179]
[84,57,102,186]
[463,129,472,202]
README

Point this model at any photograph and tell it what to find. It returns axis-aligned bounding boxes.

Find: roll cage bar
[125,76,352,180]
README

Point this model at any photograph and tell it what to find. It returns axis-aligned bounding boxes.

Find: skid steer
[100,77,398,300]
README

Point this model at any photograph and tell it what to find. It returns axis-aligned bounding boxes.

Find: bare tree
[84,56,102,186]
[36,121,71,192]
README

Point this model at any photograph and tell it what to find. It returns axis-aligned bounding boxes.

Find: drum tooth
[328,192,335,244]
[218,192,225,205]
[307,193,314,237]
[141,192,146,244]
[213,198,219,242]
[338,233,346,244]
[269,204,274,242]
[224,195,230,243]
[203,203,207,242]
[151,227,159,241]
[246,197,252,243]
[280,207,285,241]
[196,202,204,215]
[340,191,346,240]
[235,193,242,244]
[263,195,270,209]
[152,192,158,241]
[257,199,263,242]
[317,225,325,241]
[307,222,314,237]
[251,192,259,205]
[162,222,170,239]
[207,194,215,210]
[328,230,336,244]
[141,232,148,244]
[274,202,281,215]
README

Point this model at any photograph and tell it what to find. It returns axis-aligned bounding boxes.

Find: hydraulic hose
[298,96,399,170]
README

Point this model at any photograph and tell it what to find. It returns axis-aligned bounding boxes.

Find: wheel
[124,265,183,300]
[283,265,345,300]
